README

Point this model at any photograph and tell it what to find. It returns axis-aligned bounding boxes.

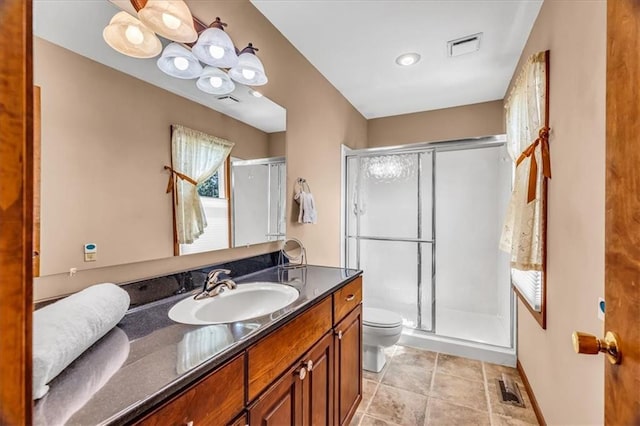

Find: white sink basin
[168,282,299,325]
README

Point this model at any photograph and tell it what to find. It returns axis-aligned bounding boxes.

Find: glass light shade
[138,0,197,43]
[192,27,239,68]
[157,43,203,79]
[103,11,162,59]
[196,66,235,95]
[229,49,268,86]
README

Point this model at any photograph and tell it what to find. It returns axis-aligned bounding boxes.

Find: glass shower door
[434,145,512,347]
[346,152,434,331]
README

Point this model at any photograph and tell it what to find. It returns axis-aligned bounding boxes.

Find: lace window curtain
[500,51,550,295]
[169,125,234,244]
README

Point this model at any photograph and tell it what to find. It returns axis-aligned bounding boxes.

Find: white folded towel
[294,190,318,224]
[33,327,130,425]
[33,283,130,400]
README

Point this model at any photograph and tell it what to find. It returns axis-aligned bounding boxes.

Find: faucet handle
[207,268,231,281]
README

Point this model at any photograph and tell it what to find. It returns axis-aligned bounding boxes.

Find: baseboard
[517,360,547,426]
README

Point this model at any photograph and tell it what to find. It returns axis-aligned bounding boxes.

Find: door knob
[572,331,621,364]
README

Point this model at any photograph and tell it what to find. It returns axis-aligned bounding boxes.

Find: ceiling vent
[216,95,240,103]
[447,33,483,57]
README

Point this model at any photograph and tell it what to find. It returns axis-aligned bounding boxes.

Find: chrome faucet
[194,268,237,300]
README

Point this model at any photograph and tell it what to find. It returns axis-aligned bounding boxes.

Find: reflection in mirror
[33,0,287,276]
[231,157,286,247]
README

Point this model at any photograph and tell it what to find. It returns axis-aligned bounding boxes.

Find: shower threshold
[400,327,516,367]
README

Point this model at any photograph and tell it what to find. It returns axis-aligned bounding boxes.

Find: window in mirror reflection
[197,170,222,198]
[180,161,229,256]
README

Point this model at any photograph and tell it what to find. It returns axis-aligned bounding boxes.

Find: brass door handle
[572,331,621,364]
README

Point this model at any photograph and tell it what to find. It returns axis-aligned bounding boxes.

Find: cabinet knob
[185,421,193,426]
[345,294,355,302]
[304,359,314,372]
[335,330,343,340]
[296,366,307,380]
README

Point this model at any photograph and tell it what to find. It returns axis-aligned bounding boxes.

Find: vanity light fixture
[157,43,203,79]
[192,17,239,68]
[395,52,421,66]
[103,11,162,58]
[229,43,268,86]
[137,0,197,43]
[196,66,235,95]
[104,2,269,94]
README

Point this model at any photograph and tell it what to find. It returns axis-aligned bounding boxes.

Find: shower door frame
[343,135,516,349]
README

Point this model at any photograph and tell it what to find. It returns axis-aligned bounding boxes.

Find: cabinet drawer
[137,354,245,426]
[248,296,332,401]
[333,277,362,325]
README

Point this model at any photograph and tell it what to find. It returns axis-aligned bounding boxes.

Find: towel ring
[296,177,311,193]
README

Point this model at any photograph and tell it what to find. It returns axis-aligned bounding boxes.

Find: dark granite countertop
[34,264,361,426]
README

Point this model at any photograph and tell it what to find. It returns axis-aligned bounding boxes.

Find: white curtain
[168,125,234,244]
[499,51,550,271]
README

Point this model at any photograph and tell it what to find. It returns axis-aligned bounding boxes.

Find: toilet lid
[363,307,403,328]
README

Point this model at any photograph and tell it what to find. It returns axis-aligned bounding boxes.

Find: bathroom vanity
[139,276,362,426]
[34,263,362,426]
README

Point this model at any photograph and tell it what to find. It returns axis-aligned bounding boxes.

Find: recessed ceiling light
[249,89,263,98]
[395,52,421,66]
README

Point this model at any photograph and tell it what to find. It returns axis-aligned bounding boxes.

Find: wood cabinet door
[249,363,303,426]
[333,304,362,426]
[137,355,244,426]
[301,332,334,426]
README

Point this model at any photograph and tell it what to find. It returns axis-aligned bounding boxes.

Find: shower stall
[343,136,515,365]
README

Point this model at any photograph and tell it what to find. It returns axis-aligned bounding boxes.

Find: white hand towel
[294,190,318,224]
[302,191,318,224]
[33,283,130,400]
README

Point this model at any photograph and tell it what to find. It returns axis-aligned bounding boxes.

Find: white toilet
[362,307,403,372]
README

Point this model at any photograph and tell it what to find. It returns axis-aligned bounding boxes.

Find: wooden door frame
[605,0,640,424]
[0,0,34,424]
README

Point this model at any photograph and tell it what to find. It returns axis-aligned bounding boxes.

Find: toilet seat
[363,307,403,328]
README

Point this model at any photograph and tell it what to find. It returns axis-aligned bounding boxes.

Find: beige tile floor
[351,345,540,426]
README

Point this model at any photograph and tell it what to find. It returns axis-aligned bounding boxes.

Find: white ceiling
[251,0,543,119]
[33,0,286,133]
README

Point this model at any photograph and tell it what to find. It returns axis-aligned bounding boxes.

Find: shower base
[399,325,516,367]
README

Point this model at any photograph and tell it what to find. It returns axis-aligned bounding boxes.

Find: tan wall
[268,131,286,157]
[367,100,504,147]
[34,1,367,300]
[512,1,606,424]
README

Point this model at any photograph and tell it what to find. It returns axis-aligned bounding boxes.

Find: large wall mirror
[33,1,287,277]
